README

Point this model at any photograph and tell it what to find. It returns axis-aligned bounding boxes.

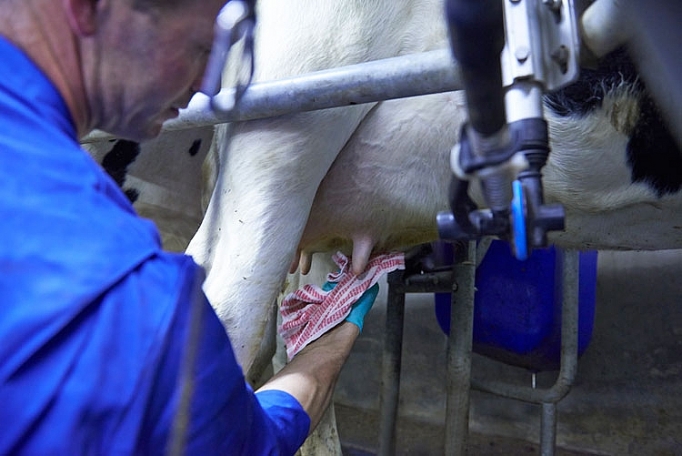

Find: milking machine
[200,0,257,112]
[433,3,588,455]
[437,0,682,258]
[435,2,623,455]
[437,0,584,260]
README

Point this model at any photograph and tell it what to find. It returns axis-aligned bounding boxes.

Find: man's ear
[62,0,98,36]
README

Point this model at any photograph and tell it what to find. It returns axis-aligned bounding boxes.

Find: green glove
[322,281,380,333]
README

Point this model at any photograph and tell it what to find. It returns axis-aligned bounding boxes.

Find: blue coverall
[0,36,309,455]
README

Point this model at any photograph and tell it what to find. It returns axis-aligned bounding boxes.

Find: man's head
[0,0,229,141]
[77,0,228,140]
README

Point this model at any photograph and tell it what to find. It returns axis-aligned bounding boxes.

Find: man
[0,0,376,454]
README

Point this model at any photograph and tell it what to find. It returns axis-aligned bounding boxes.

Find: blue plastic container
[434,240,598,371]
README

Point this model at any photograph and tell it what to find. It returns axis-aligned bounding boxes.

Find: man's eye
[193,43,212,60]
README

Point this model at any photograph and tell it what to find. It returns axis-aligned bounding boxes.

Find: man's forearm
[256,321,359,432]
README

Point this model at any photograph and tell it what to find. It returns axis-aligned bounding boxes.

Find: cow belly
[298,91,682,259]
[298,91,465,259]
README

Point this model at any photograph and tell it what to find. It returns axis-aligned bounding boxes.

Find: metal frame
[379,244,581,456]
[379,255,457,456]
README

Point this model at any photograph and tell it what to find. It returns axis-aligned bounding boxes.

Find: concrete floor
[334,249,682,455]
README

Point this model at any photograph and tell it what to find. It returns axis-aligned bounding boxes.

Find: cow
[184,0,682,383]
[83,0,682,452]
[185,0,452,382]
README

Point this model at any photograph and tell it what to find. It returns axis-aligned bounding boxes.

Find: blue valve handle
[511,180,528,261]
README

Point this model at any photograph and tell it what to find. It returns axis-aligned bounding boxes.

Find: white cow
[186,0,682,382]
[186,0,453,381]
[85,0,682,391]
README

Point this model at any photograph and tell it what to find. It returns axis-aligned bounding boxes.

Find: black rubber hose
[446,0,506,137]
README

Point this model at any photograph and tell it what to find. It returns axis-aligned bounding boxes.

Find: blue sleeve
[0,248,309,455]
[254,390,311,453]
[141,254,311,456]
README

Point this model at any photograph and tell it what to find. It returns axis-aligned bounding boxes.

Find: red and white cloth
[279,251,405,360]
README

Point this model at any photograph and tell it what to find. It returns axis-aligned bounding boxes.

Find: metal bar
[552,249,581,398]
[81,49,462,144]
[470,249,580,404]
[378,271,407,456]
[444,241,477,456]
[580,0,632,59]
[476,236,494,264]
[540,402,557,456]
[395,270,454,294]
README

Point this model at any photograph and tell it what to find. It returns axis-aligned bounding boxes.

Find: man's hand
[322,281,380,332]
[257,282,380,434]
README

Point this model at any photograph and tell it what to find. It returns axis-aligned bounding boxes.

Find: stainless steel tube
[444,241,477,456]
[540,402,558,456]
[378,271,407,456]
[82,49,462,144]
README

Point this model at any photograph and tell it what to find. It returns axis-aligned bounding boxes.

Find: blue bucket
[434,240,597,371]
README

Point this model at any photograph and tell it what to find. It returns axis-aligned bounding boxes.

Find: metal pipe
[470,249,580,404]
[580,0,630,59]
[475,236,494,264]
[551,249,580,398]
[444,241,476,456]
[504,81,545,124]
[81,49,462,144]
[378,271,407,456]
[540,402,558,456]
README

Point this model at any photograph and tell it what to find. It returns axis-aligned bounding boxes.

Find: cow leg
[186,108,371,378]
[298,91,467,260]
[297,405,342,456]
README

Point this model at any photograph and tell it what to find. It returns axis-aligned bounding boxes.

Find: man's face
[87,0,227,141]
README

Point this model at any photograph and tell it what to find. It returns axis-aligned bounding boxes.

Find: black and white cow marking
[85,127,215,252]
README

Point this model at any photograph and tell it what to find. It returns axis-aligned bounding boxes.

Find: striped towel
[279,251,405,360]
